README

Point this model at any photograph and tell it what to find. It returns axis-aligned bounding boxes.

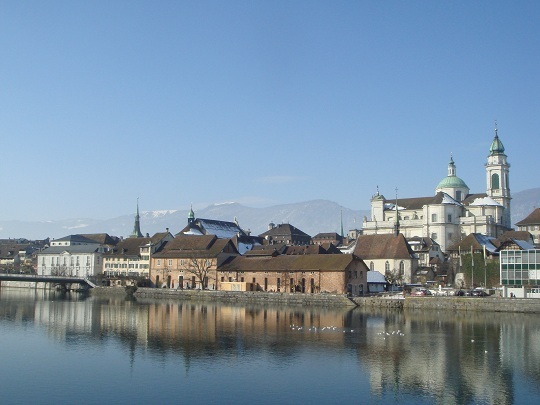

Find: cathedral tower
[485,126,511,228]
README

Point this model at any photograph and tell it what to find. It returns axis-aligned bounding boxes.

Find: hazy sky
[1,1,538,221]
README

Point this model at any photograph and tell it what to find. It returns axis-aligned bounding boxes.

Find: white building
[362,129,511,252]
[37,235,108,278]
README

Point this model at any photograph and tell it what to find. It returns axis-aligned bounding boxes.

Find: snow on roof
[469,196,503,207]
[367,271,387,284]
[474,234,498,253]
[441,193,462,205]
[183,229,203,236]
[384,203,406,211]
[198,219,242,239]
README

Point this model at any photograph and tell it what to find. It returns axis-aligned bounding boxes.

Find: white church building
[362,129,511,253]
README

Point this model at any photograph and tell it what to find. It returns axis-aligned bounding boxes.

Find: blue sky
[1,1,538,221]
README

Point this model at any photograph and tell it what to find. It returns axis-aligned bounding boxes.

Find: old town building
[362,129,512,252]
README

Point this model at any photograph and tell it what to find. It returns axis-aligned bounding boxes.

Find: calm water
[1,288,539,405]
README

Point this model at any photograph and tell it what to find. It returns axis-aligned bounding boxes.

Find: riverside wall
[353,296,540,314]
[87,288,540,313]
[98,287,357,307]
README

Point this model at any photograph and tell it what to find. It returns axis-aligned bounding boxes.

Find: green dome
[489,133,505,156]
[436,176,468,189]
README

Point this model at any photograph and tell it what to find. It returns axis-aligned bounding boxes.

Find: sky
[1,1,539,221]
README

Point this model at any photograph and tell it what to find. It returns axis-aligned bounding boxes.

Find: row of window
[42,256,93,266]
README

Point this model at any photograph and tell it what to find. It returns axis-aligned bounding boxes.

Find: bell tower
[485,125,511,228]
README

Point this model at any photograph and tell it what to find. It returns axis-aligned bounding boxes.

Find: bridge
[0,274,97,289]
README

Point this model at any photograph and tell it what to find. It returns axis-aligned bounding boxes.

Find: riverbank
[129,287,356,307]
[353,295,540,314]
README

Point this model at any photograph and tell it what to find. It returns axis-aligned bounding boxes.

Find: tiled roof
[153,235,234,258]
[259,223,311,238]
[0,244,30,259]
[353,234,414,260]
[446,233,498,253]
[219,254,362,272]
[79,233,119,245]
[284,245,328,255]
[496,231,533,245]
[461,193,488,206]
[515,208,540,226]
[105,237,152,257]
[53,235,99,244]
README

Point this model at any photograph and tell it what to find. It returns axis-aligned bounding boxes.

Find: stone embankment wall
[94,287,357,307]
[353,296,540,313]
[89,288,540,313]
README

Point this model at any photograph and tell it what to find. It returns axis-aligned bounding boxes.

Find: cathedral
[362,128,511,253]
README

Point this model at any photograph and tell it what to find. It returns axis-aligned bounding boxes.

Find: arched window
[399,261,404,275]
[385,261,390,272]
[370,262,374,271]
[491,173,500,190]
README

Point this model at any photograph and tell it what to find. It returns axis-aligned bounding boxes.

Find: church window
[491,173,500,190]
[370,262,374,271]
[385,261,390,272]
[431,233,438,240]
[431,213,437,222]
[456,191,462,201]
[447,214,452,223]
[399,261,404,275]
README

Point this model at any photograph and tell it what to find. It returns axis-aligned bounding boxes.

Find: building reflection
[1,287,540,403]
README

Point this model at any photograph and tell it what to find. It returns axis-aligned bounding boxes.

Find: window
[399,261,404,275]
[447,214,452,223]
[431,213,437,222]
[491,173,500,190]
[157,259,161,266]
[456,191,462,201]
[431,233,438,240]
[385,261,390,272]
[370,262,374,271]
[168,259,173,266]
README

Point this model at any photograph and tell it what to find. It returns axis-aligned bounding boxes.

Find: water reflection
[1,288,540,404]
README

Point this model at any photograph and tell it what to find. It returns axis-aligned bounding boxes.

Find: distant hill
[1,188,538,241]
[0,200,369,240]
[511,188,540,225]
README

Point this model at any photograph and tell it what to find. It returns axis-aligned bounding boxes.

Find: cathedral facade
[362,129,511,253]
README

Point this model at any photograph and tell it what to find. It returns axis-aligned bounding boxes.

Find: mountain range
[1,188,539,241]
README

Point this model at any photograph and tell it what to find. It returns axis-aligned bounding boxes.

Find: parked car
[411,288,432,296]
[471,289,489,297]
[455,289,469,296]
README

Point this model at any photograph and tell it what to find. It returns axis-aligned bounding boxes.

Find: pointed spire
[340,209,344,238]
[489,122,505,156]
[130,198,143,238]
[188,203,195,224]
[394,188,400,236]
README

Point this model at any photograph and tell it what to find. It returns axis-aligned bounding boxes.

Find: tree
[385,268,404,291]
[181,257,214,290]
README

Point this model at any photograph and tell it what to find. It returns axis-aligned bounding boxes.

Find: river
[0,287,539,404]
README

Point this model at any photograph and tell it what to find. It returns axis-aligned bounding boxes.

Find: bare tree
[385,268,404,291]
[181,257,213,290]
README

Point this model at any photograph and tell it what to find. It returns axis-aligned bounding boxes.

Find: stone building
[150,234,239,289]
[218,253,367,296]
[362,128,512,252]
[353,233,417,285]
[515,208,540,247]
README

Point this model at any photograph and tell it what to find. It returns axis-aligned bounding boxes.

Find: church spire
[340,209,344,238]
[130,198,143,238]
[394,188,400,236]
